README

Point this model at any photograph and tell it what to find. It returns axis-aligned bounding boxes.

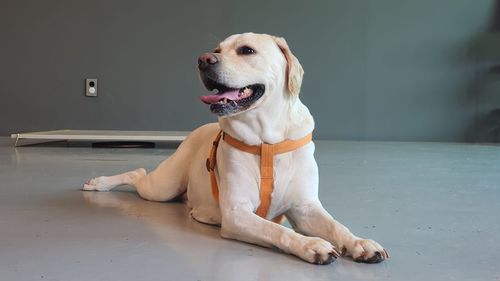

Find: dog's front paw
[297,237,341,265]
[344,238,389,264]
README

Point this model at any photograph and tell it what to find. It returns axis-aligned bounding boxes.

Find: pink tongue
[199,89,240,104]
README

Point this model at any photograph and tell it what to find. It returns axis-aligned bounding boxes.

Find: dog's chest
[268,154,297,210]
[219,143,300,206]
[272,154,295,191]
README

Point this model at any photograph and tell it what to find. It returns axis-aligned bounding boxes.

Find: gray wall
[0,0,498,141]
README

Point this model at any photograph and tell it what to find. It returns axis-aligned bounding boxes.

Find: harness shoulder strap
[207,131,223,201]
[256,143,274,218]
[207,130,312,223]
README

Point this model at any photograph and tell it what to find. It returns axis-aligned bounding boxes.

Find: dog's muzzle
[197,53,265,117]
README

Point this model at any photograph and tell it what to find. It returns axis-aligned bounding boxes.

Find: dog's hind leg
[82,140,194,202]
[82,168,147,192]
[129,153,190,202]
[82,123,219,202]
[82,151,190,202]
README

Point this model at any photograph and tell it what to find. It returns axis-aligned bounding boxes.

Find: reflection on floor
[1,137,499,281]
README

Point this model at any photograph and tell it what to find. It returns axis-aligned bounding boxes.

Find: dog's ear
[273,36,304,96]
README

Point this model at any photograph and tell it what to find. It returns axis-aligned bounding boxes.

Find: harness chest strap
[206,130,313,221]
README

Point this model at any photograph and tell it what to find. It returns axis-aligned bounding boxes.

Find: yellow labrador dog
[83,32,388,265]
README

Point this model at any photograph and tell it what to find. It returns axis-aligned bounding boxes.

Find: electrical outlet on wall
[85,78,98,97]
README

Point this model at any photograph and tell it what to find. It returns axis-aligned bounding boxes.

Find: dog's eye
[237,46,256,55]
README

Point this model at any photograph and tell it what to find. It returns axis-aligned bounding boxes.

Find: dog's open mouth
[199,80,265,116]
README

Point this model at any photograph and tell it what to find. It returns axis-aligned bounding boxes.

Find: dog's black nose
[198,53,218,70]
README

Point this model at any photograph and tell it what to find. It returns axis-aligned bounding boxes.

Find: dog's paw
[345,238,389,264]
[299,237,341,265]
[81,177,112,192]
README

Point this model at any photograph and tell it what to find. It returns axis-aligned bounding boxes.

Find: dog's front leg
[219,201,340,264]
[287,201,389,263]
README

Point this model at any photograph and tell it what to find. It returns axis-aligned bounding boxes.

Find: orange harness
[206,130,313,222]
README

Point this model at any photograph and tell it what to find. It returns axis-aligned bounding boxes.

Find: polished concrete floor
[1,137,500,281]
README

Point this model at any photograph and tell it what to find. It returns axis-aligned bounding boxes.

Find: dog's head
[198,33,304,117]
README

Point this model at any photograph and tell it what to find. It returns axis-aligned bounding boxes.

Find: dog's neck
[218,92,314,145]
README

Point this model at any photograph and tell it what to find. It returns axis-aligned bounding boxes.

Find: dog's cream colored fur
[83,33,388,264]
